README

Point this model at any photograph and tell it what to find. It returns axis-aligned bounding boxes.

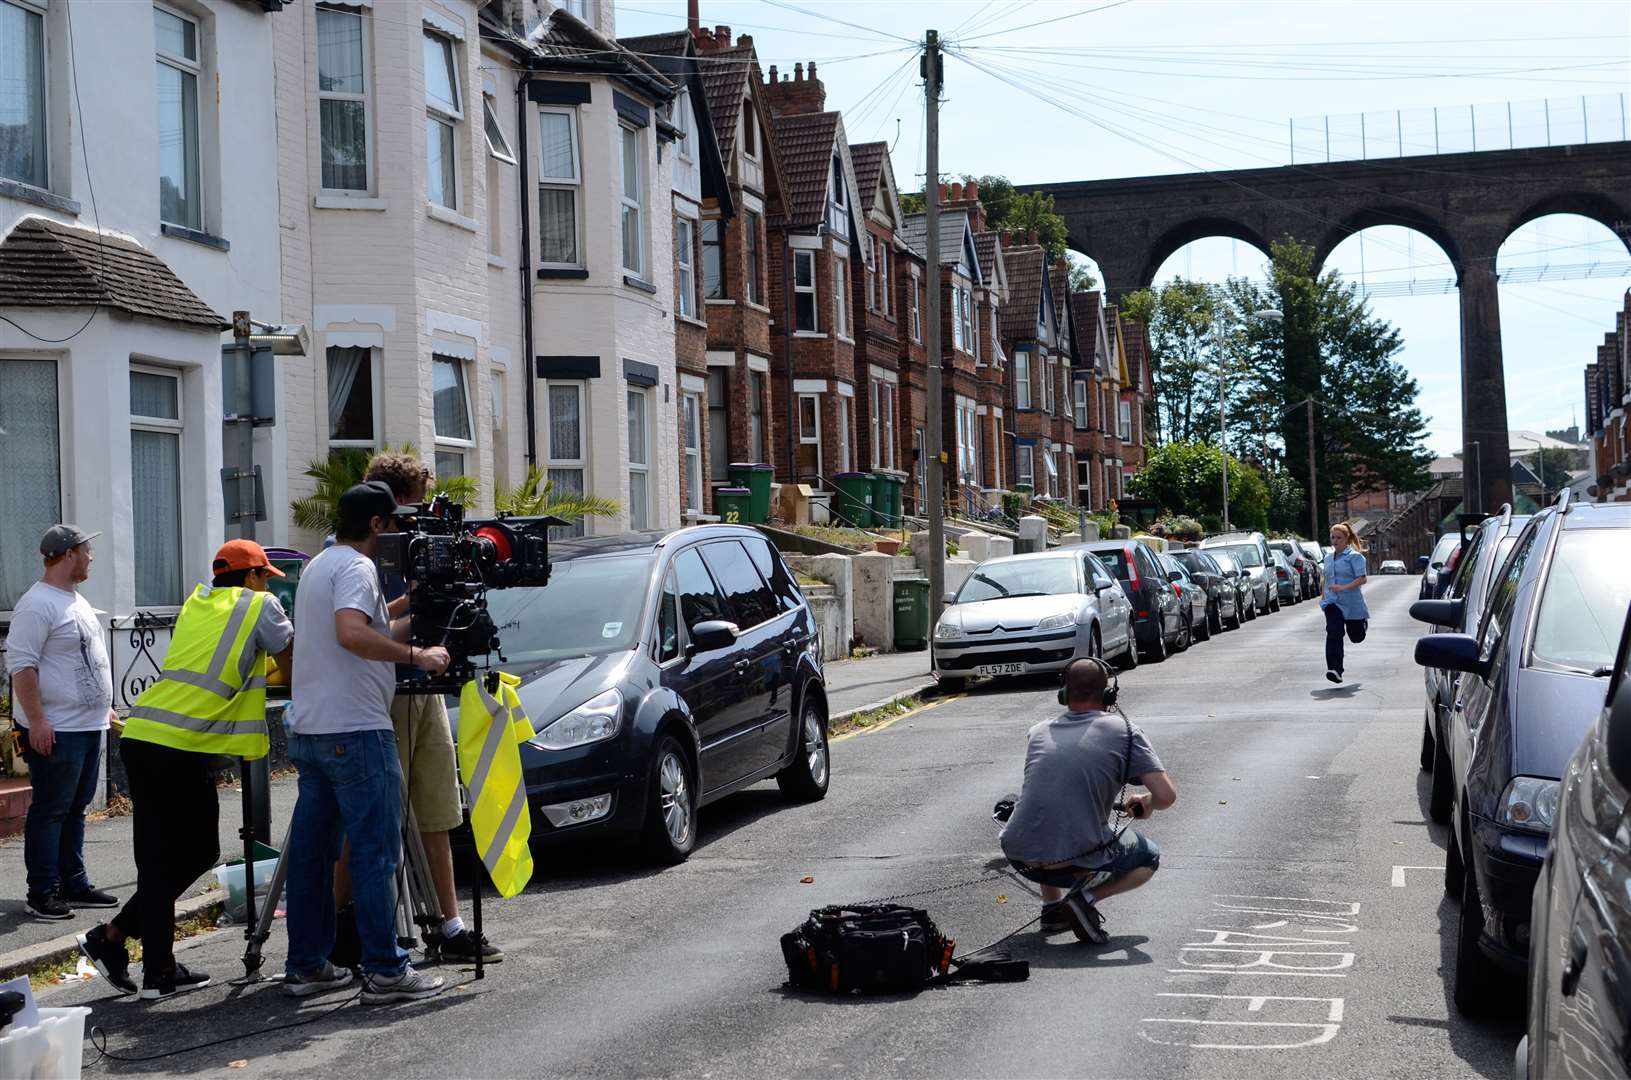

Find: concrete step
[0,776,31,839]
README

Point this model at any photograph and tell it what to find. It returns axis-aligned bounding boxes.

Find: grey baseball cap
[40,523,101,557]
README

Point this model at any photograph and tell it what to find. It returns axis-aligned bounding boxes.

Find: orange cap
[213,539,285,577]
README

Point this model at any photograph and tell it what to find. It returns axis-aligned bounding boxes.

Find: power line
[955,0,1137,43]
[758,0,918,44]
[617,3,895,45]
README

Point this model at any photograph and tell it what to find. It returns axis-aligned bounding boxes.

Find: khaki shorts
[391,694,463,832]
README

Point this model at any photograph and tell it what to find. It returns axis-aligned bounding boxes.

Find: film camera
[376,495,563,693]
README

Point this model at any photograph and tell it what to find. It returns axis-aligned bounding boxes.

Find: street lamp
[1211,307,1283,532]
[1514,433,1546,503]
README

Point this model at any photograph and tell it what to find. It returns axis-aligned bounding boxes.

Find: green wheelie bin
[727,462,775,524]
[715,487,752,525]
[869,473,896,528]
[893,577,930,650]
[832,472,873,528]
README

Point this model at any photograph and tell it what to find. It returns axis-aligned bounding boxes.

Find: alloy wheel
[659,752,692,847]
[803,708,828,788]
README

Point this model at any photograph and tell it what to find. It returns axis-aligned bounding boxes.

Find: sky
[613,0,1631,456]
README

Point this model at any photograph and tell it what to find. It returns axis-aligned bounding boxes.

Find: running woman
[1321,522,1370,683]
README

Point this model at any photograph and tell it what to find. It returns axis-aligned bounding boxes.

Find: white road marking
[1391,864,1445,887]
[1140,994,1346,1050]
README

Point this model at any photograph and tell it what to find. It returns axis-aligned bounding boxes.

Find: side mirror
[943,591,958,606]
[1409,597,1465,628]
[1608,679,1631,789]
[1094,579,1115,593]
[1417,555,1432,571]
[689,620,740,653]
[1167,571,1183,583]
[1414,632,1488,678]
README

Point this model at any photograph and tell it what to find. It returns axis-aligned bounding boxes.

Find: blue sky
[614,1,1631,455]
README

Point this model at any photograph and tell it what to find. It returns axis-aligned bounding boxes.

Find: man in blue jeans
[284,482,450,1004]
[5,525,119,921]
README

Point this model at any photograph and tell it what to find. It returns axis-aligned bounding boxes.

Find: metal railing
[1290,92,1628,164]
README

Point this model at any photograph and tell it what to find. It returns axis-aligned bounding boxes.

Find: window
[865,245,876,312]
[1044,449,1058,496]
[326,346,375,446]
[558,0,591,19]
[798,394,820,478]
[973,302,981,364]
[1016,444,1033,488]
[914,427,925,507]
[537,109,579,265]
[749,371,766,462]
[627,388,649,530]
[910,275,921,342]
[951,283,963,352]
[869,379,896,471]
[423,29,461,210]
[656,572,681,662]
[0,359,59,610]
[744,210,761,305]
[960,283,974,353]
[130,368,183,607]
[672,90,692,162]
[546,382,586,537]
[836,394,851,472]
[740,99,756,158]
[673,546,728,631]
[482,93,513,161]
[2,0,47,188]
[1480,522,1538,660]
[793,250,817,332]
[830,153,845,209]
[702,217,725,298]
[155,5,202,229]
[317,5,369,191]
[619,124,644,277]
[1118,399,1132,441]
[701,540,777,629]
[835,256,850,337]
[878,238,891,318]
[744,536,803,613]
[1015,351,1031,409]
[869,382,880,468]
[1074,380,1087,429]
[682,393,702,513]
[432,355,473,477]
[706,368,729,482]
[675,217,696,318]
[1043,355,1054,413]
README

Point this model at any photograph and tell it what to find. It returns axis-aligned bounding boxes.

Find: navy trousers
[1323,604,1368,674]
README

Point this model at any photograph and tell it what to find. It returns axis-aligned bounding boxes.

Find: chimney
[762,57,826,115]
[999,230,1013,248]
[966,179,979,202]
[715,24,731,46]
[687,0,699,35]
[1028,230,1039,246]
[950,182,963,201]
[937,182,949,202]
[738,33,753,48]
[767,64,777,82]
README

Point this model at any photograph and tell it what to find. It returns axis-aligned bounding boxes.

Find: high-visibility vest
[456,672,535,898]
[122,586,271,760]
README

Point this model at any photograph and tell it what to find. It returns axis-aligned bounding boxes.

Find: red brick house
[895,223,930,515]
[1584,290,1630,502]
[972,230,1011,495]
[1070,290,1109,508]
[998,237,1077,503]
[847,141,908,494]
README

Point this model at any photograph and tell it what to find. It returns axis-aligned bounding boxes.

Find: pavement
[26,583,1526,1077]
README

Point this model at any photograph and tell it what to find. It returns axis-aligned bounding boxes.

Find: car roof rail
[1497,501,1512,525]
[1554,487,1572,513]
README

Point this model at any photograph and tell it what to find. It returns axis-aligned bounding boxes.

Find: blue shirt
[1321,549,1370,620]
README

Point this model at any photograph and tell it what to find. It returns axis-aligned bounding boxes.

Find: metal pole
[229,312,256,541]
[1306,397,1319,538]
[924,30,945,627]
[1215,318,1229,532]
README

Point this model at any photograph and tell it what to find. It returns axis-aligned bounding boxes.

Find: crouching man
[1000,657,1177,943]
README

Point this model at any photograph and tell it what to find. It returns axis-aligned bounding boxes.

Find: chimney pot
[768,64,778,81]
[950,182,963,200]
[715,24,730,44]
[937,182,948,202]
[794,62,803,81]
[738,33,752,48]
[807,61,817,81]
[966,179,979,201]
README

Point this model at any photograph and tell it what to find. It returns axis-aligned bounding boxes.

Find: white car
[1379,559,1408,574]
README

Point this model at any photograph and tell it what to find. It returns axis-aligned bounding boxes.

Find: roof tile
[770,111,840,228]
[1000,246,1045,340]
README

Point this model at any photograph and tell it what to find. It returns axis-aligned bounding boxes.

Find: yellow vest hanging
[122,586,271,760]
[457,672,536,898]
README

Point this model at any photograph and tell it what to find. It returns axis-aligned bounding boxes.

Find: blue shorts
[1012,831,1161,889]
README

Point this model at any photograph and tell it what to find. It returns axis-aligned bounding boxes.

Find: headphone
[1058,654,1119,710]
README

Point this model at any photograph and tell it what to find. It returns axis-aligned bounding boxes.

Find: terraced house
[999,234,1077,503]
[847,141,909,501]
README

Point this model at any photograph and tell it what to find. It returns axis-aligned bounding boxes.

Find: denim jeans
[284,730,408,979]
[20,729,104,899]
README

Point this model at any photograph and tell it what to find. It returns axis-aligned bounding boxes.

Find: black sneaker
[1062,893,1108,945]
[1326,670,1342,684]
[25,893,72,920]
[63,887,119,909]
[1039,906,1071,934]
[439,930,503,963]
[140,962,211,1001]
[78,925,137,996]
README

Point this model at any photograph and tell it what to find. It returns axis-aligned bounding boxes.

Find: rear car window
[744,536,803,613]
[1097,548,1132,580]
[1530,529,1631,674]
[700,540,779,629]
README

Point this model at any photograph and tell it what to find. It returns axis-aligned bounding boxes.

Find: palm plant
[495,465,619,524]
[289,448,376,535]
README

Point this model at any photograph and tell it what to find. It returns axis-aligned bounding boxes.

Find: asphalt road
[50,574,1524,1079]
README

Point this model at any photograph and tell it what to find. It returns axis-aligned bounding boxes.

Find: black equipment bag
[781,903,1027,994]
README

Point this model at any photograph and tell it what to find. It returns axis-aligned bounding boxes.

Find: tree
[1121,280,1224,446]
[289,443,479,535]
[495,465,620,522]
[1127,440,1270,531]
[962,174,1072,262]
[1067,254,1098,292]
[899,191,925,214]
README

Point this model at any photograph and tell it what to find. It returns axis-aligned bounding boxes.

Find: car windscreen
[484,554,654,665]
[957,558,1081,602]
[1529,530,1631,674]
[1218,544,1263,568]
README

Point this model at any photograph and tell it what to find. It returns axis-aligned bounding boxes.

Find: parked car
[1269,539,1313,600]
[932,549,1137,690]
[1200,531,1277,614]
[1379,559,1407,574]
[1298,540,1325,593]
[1206,549,1256,626]
[1168,549,1239,633]
[1269,549,1302,605]
[1518,600,1631,1080]
[1412,495,1631,1015]
[1160,555,1212,643]
[1419,532,1463,599]
[1410,505,1530,824]
[1080,539,1187,660]
[452,526,829,865]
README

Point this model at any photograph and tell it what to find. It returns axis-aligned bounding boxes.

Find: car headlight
[1498,776,1560,833]
[533,688,623,751]
[934,620,964,641]
[1035,612,1075,631]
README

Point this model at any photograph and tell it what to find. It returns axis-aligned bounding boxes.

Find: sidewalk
[0,649,935,978]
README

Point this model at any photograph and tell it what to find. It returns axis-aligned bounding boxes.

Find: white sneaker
[361,964,444,1005]
[284,961,355,997]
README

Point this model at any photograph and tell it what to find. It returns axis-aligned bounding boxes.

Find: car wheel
[1174,613,1192,652]
[1444,809,1465,898]
[777,695,830,802]
[1419,709,1434,773]
[1197,605,1213,641]
[1118,625,1140,670]
[1453,835,1505,1016]
[1088,626,1103,661]
[1429,720,1454,824]
[1143,621,1168,662]
[937,676,968,694]
[1225,600,1241,631]
[643,736,697,865]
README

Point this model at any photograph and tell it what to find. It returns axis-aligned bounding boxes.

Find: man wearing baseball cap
[77,539,294,1000]
[5,525,116,921]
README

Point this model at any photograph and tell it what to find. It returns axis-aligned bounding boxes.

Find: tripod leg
[237,821,293,983]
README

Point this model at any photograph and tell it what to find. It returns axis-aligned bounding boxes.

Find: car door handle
[1562,925,1590,996]
[734,659,751,674]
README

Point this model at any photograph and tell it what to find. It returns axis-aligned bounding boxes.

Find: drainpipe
[517,70,538,468]
[783,234,795,482]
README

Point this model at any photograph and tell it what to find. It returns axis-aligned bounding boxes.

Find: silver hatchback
[932,549,1135,690]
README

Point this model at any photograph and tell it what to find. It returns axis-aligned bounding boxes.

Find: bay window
[317,4,369,191]
[1119,399,1132,441]
[1015,350,1031,409]
[744,209,761,304]
[793,250,816,332]
[879,240,891,317]
[130,367,183,607]
[2,0,47,189]
[835,256,850,337]
[546,382,587,537]
[960,283,974,353]
[950,283,963,352]
[424,29,461,211]
[0,359,59,610]
[155,5,202,229]
[619,124,644,277]
[1074,379,1088,430]
[537,108,580,266]
[910,275,921,342]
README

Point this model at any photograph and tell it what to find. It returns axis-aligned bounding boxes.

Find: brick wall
[761,61,826,117]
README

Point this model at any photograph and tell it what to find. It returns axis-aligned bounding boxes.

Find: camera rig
[376,495,564,694]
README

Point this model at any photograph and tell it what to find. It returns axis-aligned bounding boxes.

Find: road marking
[1391,865,1444,887]
[828,695,955,743]
[1141,994,1345,1050]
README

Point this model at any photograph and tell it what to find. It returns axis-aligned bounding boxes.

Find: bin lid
[717,486,752,494]
[728,462,774,471]
[834,471,870,480]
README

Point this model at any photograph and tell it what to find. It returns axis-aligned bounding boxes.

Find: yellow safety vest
[122,586,271,760]
[456,672,535,898]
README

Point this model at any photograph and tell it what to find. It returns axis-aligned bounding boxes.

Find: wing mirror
[689,620,740,653]
[1417,555,1432,571]
[1095,579,1116,593]
[1608,678,1631,789]
[943,591,958,606]
[1413,632,1488,678]
[1409,597,1465,628]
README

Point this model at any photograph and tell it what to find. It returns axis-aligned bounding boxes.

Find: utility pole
[924,30,945,627]
[1305,397,1319,539]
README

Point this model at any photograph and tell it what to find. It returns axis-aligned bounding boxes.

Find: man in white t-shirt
[4,525,118,921]
[282,482,451,1005]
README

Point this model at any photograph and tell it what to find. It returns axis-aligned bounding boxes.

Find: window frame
[701,215,726,300]
[675,215,696,319]
[1015,350,1031,409]
[749,370,767,463]
[740,98,757,160]
[834,255,850,339]
[672,88,693,163]
[482,91,514,163]
[1016,444,1034,488]
[627,386,651,531]
[536,106,582,268]
[325,344,379,449]
[706,368,730,482]
[154,2,203,230]
[423,28,462,211]
[879,238,891,318]
[129,363,185,609]
[2,0,49,191]
[431,354,476,466]
[0,356,62,613]
[793,249,818,333]
[909,272,922,342]
[1074,379,1088,430]
[544,379,588,536]
[797,393,822,479]
[744,209,762,305]
[316,2,372,193]
[681,391,702,513]
[951,282,963,352]
[618,122,645,279]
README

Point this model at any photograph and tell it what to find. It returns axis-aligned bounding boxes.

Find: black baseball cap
[336,481,415,535]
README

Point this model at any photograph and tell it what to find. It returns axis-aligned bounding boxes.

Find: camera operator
[283,481,450,1004]
[1000,657,1177,944]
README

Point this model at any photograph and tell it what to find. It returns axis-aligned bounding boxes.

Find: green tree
[1067,255,1098,292]
[1127,440,1270,531]
[961,174,1072,261]
[1263,467,1305,534]
[1121,280,1224,445]
[899,191,925,214]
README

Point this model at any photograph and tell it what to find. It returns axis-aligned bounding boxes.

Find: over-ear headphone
[1058,654,1119,710]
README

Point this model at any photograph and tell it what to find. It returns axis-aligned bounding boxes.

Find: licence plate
[976,663,1026,677]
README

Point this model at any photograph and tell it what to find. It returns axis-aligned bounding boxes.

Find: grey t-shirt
[1000,709,1164,866]
[286,545,395,735]
[3,582,112,732]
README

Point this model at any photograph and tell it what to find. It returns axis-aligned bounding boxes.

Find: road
[51,574,1523,1078]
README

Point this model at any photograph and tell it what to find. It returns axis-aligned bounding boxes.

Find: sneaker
[361,964,445,1005]
[1039,906,1071,934]
[140,962,211,1001]
[77,925,137,996]
[283,962,355,998]
[1061,892,1108,945]
[438,930,503,964]
[63,887,119,909]
[1326,670,1342,684]
[25,893,72,920]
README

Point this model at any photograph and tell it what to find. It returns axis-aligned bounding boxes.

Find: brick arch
[1501,191,1631,256]
[1138,216,1274,292]
[1312,205,1463,278]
